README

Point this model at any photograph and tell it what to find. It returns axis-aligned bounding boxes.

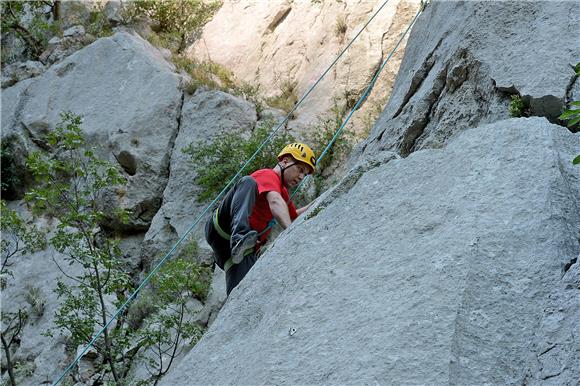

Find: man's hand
[266,191,292,228]
[296,203,311,216]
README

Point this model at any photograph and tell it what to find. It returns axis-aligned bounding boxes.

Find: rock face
[161,118,579,385]
[354,0,579,161]
[1,31,182,229]
[188,0,420,131]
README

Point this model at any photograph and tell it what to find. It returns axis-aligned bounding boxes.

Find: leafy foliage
[1,141,22,200]
[125,0,221,53]
[559,62,580,164]
[508,95,530,118]
[174,55,237,94]
[559,100,580,127]
[306,103,354,173]
[25,112,133,382]
[1,1,61,63]
[265,79,299,114]
[23,112,211,383]
[0,201,46,288]
[183,121,296,202]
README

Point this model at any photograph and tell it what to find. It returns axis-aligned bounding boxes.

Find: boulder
[1,31,183,231]
[160,118,579,385]
[354,0,580,161]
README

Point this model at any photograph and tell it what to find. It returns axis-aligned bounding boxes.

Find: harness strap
[213,207,272,272]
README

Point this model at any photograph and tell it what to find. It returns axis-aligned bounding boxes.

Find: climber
[205,142,317,295]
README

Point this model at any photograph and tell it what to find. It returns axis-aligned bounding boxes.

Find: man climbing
[205,142,317,295]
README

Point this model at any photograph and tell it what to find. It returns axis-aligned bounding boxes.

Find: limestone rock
[188,0,420,132]
[104,1,123,26]
[355,1,580,161]
[1,61,45,89]
[63,25,86,38]
[39,25,93,66]
[160,118,579,385]
[1,31,183,231]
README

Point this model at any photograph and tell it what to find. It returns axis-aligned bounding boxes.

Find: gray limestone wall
[161,119,579,385]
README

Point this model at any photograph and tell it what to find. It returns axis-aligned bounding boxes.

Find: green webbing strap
[213,208,231,240]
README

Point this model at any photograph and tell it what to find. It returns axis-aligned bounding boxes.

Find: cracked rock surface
[354,0,579,162]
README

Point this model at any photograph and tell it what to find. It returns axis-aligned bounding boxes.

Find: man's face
[281,157,311,187]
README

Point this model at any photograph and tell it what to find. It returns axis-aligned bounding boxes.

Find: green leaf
[567,115,580,126]
[559,109,580,119]
[573,155,580,165]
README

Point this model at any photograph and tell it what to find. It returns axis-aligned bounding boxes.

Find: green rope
[52,1,397,384]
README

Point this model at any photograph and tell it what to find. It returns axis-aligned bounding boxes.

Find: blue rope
[52,1,393,384]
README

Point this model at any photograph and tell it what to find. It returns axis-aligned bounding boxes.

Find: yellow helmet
[277,142,316,173]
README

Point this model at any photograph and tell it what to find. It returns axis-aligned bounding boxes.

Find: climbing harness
[212,206,272,272]
[52,0,429,384]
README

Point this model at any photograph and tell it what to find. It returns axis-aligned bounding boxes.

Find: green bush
[508,95,530,118]
[1,142,21,200]
[1,1,60,61]
[26,112,133,383]
[126,0,221,53]
[174,55,239,94]
[559,62,580,164]
[183,121,295,202]
[86,8,113,38]
[135,256,210,384]
[306,103,354,173]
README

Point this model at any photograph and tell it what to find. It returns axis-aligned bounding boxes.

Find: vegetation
[334,15,347,37]
[307,106,353,172]
[1,1,115,65]
[559,63,580,164]
[265,79,299,114]
[173,55,237,94]
[1,1,61,62]
[183,121,296,202]
[1,140,26,200]
[25,112,132,383]
[508,95,530,118]
[124,0,222,54]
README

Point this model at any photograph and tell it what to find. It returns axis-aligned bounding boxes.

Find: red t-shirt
[249,169,298,243]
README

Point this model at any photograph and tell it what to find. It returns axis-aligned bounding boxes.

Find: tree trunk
[1,332,17,386]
